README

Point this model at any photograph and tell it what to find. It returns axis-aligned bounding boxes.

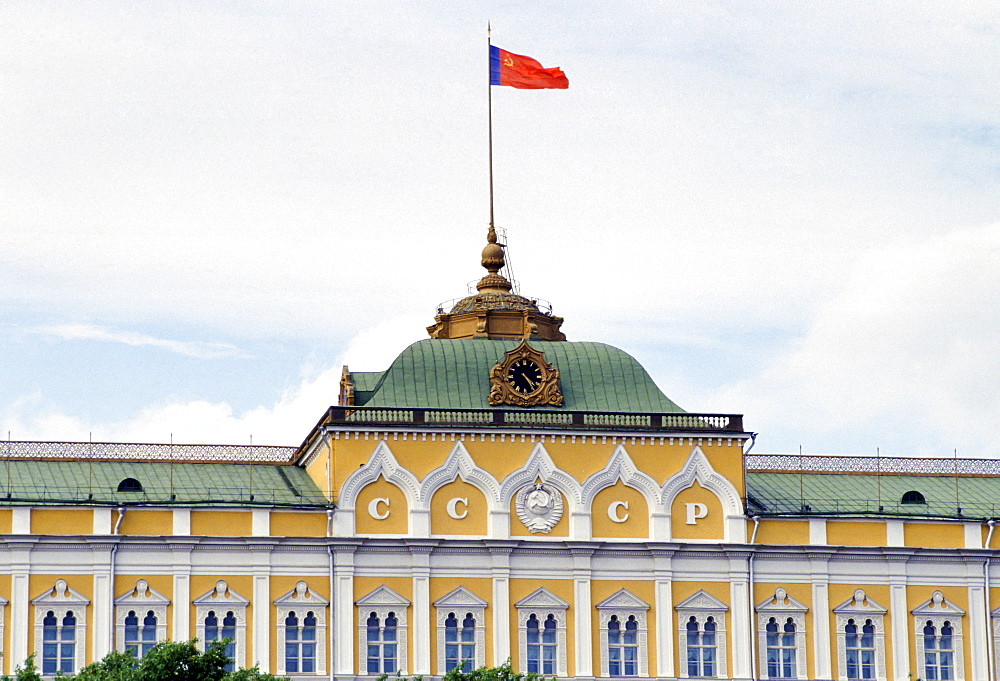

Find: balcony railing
[320,406,744,433]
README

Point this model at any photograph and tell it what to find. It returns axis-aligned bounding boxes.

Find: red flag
[490,46,568,89]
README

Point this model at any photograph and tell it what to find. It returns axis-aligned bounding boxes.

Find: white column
[333,546,357,675]
[173,508,191,535]
[11,557,30,670]
[491,545,514,666]
[93,564,113,659]
[12,507,30,534]
[652,550,675,678]
[173,573,191,641]
[809,519,827,545]
[889,582,909,681]
[969,584,989,681]
[94,508,112,535]
[572,548,594,678]
[886,521,904,547]
[812,581,832,679]
[730,554,753,681]
[411,547,432,675]
[253,572,270,669]
[251,509,269,537]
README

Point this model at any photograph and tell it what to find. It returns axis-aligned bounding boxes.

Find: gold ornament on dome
[488,340,563,407]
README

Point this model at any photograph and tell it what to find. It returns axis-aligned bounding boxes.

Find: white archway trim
[499,442,583,508]
[114,579,170,657]
[420,441,502,507]
[581,444,662,507]
[339,440,421,510]
[660,446,745,542]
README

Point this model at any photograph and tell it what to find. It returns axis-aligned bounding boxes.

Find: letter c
[446,497,469,520]
[368,497,390,520]
[685,502,709,525]
[608,501,630,523]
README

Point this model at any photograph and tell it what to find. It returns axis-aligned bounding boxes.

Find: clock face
[507,358,543,394]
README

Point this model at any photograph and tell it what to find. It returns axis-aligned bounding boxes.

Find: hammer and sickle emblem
[503,57,514,67]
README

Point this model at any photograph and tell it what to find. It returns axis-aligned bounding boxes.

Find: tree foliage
[1,641,287,681]
[379,660,552,681]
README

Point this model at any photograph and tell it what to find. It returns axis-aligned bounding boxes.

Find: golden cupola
[427,226,566,341]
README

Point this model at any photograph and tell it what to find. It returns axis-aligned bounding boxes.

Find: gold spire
[427,227,566,341]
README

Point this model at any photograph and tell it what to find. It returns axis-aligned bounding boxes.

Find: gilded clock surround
[488,340,563,407]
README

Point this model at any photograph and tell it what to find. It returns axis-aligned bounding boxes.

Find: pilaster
[333,543,358,675]
[652,549,675,678]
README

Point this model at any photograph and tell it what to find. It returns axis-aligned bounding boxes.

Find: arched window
[366,611,398,674]
[608,614,639,676]
[922,620,955,680]
[204,610,237,672]
[526,613,558,675]
[444,612,476,672]
[685,615,717,677]
[117,478,143,492]
[901,490,926,505]
[284,611,317,673]
[123,610,158,659]
[765,617,797,679]
[844,618,876,680]
[42,610,77,675]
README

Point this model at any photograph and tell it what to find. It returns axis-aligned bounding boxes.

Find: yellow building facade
[2,233,998,681]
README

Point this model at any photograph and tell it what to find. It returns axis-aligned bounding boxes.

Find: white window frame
[434,586,487,674]
[274,581,329,676]
[114,579,169,660]
[676,589,728,679]
[755,588,808,680]
[193,580,249,670]
[356,585,410,676]
[833,589,887,681]
[31,579,89,676]
[596,588,650,678]
[514,587,568,677]
[913,591,965,681]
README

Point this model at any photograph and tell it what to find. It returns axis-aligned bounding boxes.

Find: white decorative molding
[596,588,650,678]
[357,585,410,675]
[274,581,329,676]
[114,579,169,658]
[31,579,90,675]
[581,445,662,508]
[499,443,584,508]
[755,588,808,680]
[0,592,7,667]
[661,446,746,542]
[515,483,564,533]
[433,586,488,674]
[514,587,569,677]
[419,442,502,506]
[339,441,421,535]
[912,590,965,681]
[676,590,728,679]
[833,589,887,681]
[193,580,249,669]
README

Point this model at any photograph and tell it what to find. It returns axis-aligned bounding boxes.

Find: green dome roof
[353,339,684,413]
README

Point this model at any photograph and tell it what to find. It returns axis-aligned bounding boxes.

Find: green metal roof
[0,460,328,507]
[747,471,1000,519]
[354,339,684,413]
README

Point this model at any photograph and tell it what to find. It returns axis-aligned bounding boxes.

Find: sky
[2,2,999,457]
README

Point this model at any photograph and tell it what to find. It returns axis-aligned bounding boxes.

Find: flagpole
[488,23,495,231]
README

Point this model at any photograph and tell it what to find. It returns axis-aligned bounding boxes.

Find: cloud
[2,315,424,446]
[30,324,245,360]
[712,222,1000,457]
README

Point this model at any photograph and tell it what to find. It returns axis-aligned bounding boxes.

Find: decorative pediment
[356,585,410,608]
[433,586,488,609]
[581,445,661,506]
[676,589,729,613]
[499,443,583,506]
[420,442,501,504]
[596,588,650,611]
[339,440,421,507]
[114,579,170,606]
[912,590,965,616]
[32,579,90,607]
[514,587,569,610]
[193,580,249,606]
[274,581,329,607]
[833,589,887,615]
[756,588,808,614]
